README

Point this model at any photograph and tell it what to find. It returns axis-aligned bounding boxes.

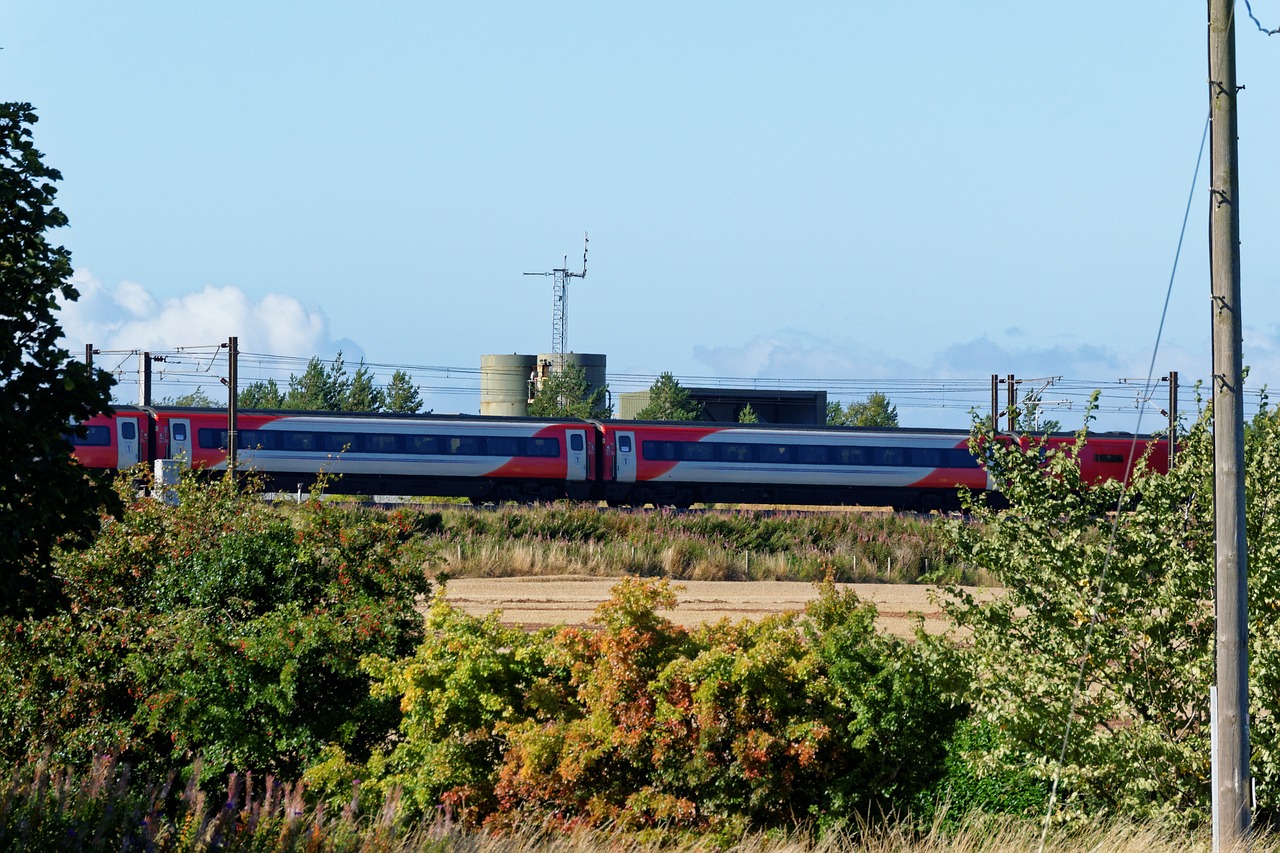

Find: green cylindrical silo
[480,353,536,416]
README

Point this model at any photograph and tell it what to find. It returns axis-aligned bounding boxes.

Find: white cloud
[692,330,915,380]
[58,270,343,359]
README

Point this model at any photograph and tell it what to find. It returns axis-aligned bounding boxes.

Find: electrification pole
[139,351,152,407]
[227,336,238,482]
[1208,0,1250,845]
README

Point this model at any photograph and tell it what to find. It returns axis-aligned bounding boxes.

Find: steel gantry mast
[524,233,588,372]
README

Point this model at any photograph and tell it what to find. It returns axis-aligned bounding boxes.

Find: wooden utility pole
[1208,0,1250,845]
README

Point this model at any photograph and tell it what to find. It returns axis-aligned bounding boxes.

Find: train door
[116,416,141,468]
[614,431,636,483]
[169,418,193,467]
[566,429,588,482]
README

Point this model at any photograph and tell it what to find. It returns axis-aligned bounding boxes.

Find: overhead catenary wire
[1036,111,1212,849]
[102,344,1266,421]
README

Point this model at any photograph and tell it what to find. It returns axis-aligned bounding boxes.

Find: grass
[2,755,1262,852]
[398,504,988,586]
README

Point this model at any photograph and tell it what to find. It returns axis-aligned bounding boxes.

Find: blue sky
[8,3,1280,430]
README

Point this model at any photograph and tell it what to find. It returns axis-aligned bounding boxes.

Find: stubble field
[444,575,989,638]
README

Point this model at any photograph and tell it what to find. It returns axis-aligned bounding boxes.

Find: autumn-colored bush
[351,578,966,833]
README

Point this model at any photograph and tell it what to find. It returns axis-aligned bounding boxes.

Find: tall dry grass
[417,504,983,586]
[2,755,1265,852]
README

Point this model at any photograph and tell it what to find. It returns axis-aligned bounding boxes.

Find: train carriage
[78,408,597,502]
[599,421,993,510]
[71,407,1167,510]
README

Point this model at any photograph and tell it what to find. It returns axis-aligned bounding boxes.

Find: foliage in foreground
[324,579,968,835]
[943,401,1280,826]
[0,753,1262,852]
[1,101,120,619]
[0,471,433,782]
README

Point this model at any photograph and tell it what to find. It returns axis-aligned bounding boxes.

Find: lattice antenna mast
[525,233,587,369]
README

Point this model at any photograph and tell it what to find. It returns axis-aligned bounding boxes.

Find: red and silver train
[69,407,1169,511]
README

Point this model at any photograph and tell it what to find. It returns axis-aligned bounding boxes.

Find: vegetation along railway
[70,406,1169,512]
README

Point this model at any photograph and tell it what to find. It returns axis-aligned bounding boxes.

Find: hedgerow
[0,470,433,782]
[336,578,967,834]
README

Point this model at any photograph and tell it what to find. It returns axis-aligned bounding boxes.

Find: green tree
[1015,396,1062,434]
[527,363,610,419]
[161,386,219,407]
[343,359,384,412]
[0,103,119,618]
[239,378,284,409]
[284,352,351,411]
[737,403,760,423]
[636,372,702,421]
[828,392,899,427]
[940,401,1280,824]
[384,369,423,414]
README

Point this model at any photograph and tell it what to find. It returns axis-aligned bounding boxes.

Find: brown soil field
[444,575,996,638]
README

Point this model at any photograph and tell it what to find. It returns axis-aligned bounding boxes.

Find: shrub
[940,402,1280,825]
[0,471,432,782]
[357,578,965,833]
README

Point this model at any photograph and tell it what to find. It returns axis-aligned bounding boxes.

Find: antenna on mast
[524,232,588,371]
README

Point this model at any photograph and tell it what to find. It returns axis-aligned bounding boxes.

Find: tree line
[523,365,902,427]
[164,354,425,414]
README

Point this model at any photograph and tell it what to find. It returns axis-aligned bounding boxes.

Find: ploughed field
[444,575,988,638]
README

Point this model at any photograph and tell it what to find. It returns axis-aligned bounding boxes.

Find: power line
[102,344,1258,423]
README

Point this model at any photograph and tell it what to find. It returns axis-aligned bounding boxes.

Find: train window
[642,441,678,461]
[834,447,867,466]
[948,449,981,468]
[449,437,480,455]
[198,428,228,449]
[488,436,519,456]
[406,435,439,455]
[249,430,278,450]
[910,448,943,468]
[797,445,828,465]
[719,443,751,463]
[758,444,791,464]
[172,423,187,442]
[68,425,112,447]
[323,433,356,453]
[528,437,560,457]
[682,443,715,462]
[570,433,585,452]
[120,420,137,441]
[364,434,398,454]
[872,447,904,466]
[618,435,632,453]
[1095,453,1125,464]
[281,432,317,452]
